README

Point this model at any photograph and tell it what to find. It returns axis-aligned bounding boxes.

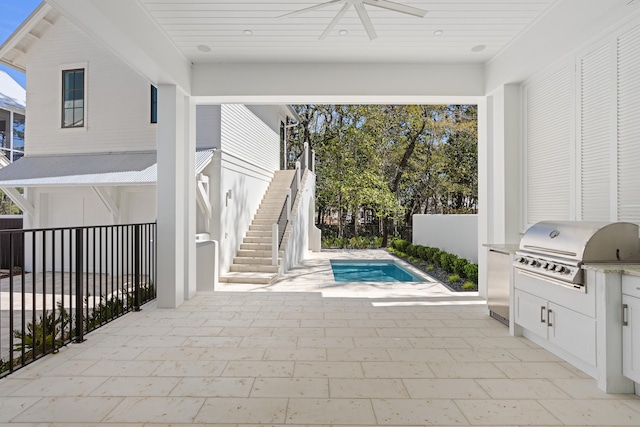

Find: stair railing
[271,163,301,266]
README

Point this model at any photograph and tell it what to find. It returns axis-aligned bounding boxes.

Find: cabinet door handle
[547,309,553,327]
[540,306,546,323]
[623,304,628,327]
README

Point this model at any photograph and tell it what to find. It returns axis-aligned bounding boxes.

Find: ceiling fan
[279,0,428,41]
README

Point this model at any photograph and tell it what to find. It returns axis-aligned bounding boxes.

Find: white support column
[272,223,279,266]
[184,96,197,300]
[8,110,13,161]
[286,189,292,220]
[156,84,187,308]
[477,96,490,299]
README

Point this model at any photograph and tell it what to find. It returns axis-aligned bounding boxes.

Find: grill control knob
[542,262,550,269]
[548,264,557,270]
[531,260,540,267]
[555,265,567,273]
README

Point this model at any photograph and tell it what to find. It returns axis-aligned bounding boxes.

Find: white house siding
[196,105,221,150]
[220,104,279,172]
[522,16,640,227]
[25,17,155,156]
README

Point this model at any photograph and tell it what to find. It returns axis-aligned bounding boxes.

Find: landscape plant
[386,238,478,291]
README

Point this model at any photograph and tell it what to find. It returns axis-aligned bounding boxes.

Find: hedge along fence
[389,238,479,284]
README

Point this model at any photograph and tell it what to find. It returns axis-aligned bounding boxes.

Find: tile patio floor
[1,249,639,426]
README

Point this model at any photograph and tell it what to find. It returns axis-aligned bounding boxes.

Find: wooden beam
[92,186,120,222]
[0,187,34,217]
[196,174,212,220]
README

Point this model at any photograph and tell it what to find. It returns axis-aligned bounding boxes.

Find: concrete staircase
[219,170,297,284]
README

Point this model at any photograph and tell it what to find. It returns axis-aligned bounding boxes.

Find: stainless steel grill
[514,221,640,292]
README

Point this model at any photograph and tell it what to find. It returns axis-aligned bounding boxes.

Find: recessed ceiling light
[433,30,444,36]
[243,29,253,36]
[196,44,211,52]
[471,44,486,52]
[339,29,348,36]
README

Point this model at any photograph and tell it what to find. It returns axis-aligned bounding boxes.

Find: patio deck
[1,249,639,426]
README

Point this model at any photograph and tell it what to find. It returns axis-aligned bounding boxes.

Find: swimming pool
[330,260,424,282]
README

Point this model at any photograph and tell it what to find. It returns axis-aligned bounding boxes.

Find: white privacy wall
[523,16,640,227]
[413,214,478,263]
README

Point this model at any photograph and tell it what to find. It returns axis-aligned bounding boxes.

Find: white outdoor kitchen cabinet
[514,267,637,394]
[622,274,640,384]
[514,275,597,368]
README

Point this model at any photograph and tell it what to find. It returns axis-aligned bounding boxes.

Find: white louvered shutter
[525,65,573,224]
[617,23,640,223]
[580,44,612,221]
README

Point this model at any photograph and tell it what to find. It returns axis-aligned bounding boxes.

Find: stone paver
[0,249,639,425]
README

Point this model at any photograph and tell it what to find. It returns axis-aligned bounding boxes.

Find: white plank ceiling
[139,0,558,63]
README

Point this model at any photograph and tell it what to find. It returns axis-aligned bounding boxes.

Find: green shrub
[448,274,460,282]
[426,265,434,271]
[416,245,427,260]
[440,252,458,272]
[398,239,411,253]
[432,250,443,267]
[462,281,476,290]
[406,244,415,257]
[464,264,479,283]
[453,258,469,277]
[425,247,439,263]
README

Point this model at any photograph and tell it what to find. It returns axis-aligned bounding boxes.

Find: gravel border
[386,250,477,292]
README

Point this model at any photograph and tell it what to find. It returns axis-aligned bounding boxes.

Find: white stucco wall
[281,170,316,272]
[203,152,275,275]
[413,214,479,263]
[26,17,156,155]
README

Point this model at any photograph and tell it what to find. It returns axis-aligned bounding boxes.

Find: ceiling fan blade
[319,2,351,40]
[278,0,344,18]
[354,3,377,40]
[363,0,427,18]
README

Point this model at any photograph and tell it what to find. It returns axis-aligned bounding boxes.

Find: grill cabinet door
[548,302,597,366]
[622,294,640,382]
[514,289,548,339]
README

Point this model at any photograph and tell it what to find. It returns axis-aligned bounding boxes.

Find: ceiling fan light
[243,29,253,36]
[433,29,444,36]
[339,29,348,36]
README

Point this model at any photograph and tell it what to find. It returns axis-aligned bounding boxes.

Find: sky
[0,0,42,88]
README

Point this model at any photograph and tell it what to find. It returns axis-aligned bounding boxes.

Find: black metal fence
[0,222,156,378]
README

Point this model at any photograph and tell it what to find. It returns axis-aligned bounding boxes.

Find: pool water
[330,260,424,282]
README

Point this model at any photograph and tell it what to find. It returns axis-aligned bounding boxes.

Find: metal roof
[0,71,26,113]
[0,150,215,187]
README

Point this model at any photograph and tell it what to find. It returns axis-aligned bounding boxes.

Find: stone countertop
[582,263,640,276]
[483,243,519,254]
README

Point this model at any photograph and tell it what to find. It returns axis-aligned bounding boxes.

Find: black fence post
[134,225,141,311]
[74,228,85,343]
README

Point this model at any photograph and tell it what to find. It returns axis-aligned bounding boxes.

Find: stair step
[249,224,273,231]
[237,249,282,257]
[230,264,278,273]
[240,243,273,250]
[243,236,273,244]
[246,230,272,237]
[233,256,275,265]
[219,272,277,284]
